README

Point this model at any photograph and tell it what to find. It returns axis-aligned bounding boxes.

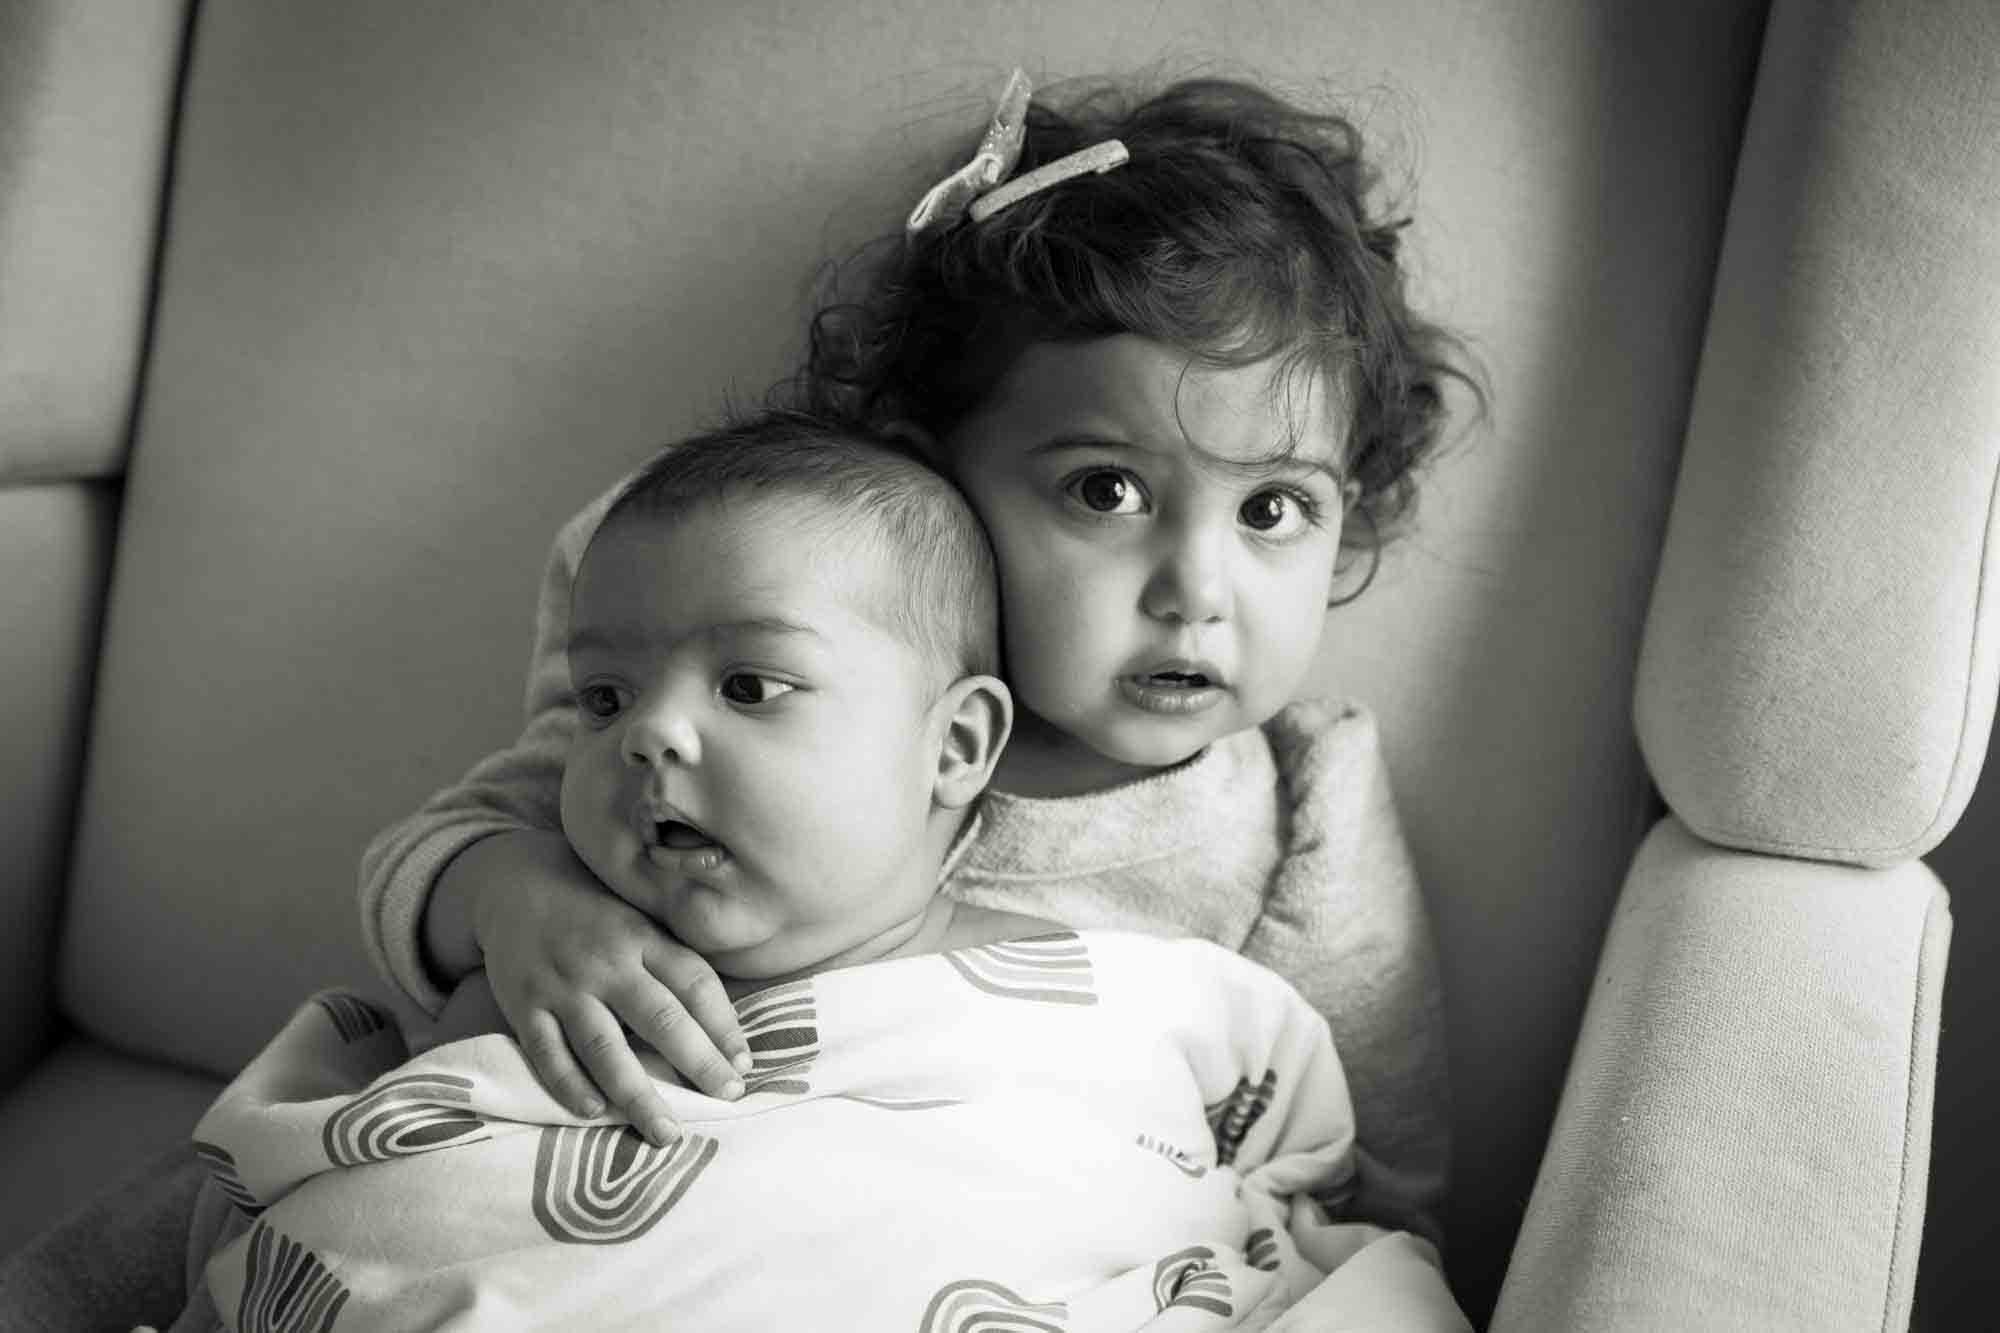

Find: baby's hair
[602,409,1000,682]
[806,76,1484,582]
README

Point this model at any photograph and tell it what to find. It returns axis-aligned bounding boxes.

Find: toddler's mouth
[1128,657,1225,689]
[1118,659,1227,716]
[1139,669,1213,688]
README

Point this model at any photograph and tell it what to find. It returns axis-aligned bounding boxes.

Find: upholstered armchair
[3,0,1992,1327]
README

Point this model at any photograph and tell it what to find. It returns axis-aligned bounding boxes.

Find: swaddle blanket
[188,931,1461,1331]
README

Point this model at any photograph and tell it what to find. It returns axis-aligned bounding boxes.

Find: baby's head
[810,78,1480,792]
[559,410,1011,982]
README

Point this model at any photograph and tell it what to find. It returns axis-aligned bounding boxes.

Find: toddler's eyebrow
[1033,434,1343,484]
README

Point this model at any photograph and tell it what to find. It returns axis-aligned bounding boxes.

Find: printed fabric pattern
[186,933,1465,1331]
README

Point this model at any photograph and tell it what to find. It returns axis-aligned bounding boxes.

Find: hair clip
[905,69,1034,236]
[968,138,1129,224]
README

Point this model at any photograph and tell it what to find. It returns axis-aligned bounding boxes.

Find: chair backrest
[52,0,1771,1312]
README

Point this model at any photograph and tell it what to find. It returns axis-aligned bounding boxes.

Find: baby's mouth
[641,807,729,871]
[654,818,717,851]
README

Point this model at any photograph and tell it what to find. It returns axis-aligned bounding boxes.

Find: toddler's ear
[931,674,1012,809]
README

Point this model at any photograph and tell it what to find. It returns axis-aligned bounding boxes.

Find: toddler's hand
[469,831,751,1145]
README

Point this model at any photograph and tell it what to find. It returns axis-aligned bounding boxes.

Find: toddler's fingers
[562,999,685,1148]
[515,1009,607,1120]
[641,946,753,1092]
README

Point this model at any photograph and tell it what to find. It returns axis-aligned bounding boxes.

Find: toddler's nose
[1142,527,1232,624]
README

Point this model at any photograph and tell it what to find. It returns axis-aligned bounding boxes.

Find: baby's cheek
[557,748,621,872]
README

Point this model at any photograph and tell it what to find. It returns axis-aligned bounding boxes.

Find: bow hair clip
[904,69,1130,236]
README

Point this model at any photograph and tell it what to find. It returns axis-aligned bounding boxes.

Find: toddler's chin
[1080,718,1228,772]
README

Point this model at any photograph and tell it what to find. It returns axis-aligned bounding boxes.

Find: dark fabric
[0,1141,201,1332]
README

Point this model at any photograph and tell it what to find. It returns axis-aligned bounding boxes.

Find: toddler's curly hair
[804,77,1483,578]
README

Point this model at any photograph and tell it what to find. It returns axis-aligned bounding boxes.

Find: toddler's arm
[1244,703,1452,1248]
[356,481,748,1138]
[1203,941,1469,1332]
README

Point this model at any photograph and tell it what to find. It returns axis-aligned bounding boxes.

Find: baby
[172,413,1465,1331]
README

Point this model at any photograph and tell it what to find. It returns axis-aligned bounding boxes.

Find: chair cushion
[0,485,115,1088]
[0,1039,222,1258]
[1636,0,2000,865]
[0,0,185,483]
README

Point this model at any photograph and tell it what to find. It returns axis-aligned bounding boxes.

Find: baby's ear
[930,674,1012,810]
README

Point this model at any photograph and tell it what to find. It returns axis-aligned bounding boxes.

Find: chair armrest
[1491,817,1949,1333]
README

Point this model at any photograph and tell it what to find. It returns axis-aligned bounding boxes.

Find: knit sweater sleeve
[1240,699,1452,1250]
[356,482,621,1018]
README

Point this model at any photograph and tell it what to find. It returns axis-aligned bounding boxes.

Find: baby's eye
[719,673,796,706]
[1239,488,1316,538]
[576,683,627,720]
[1065,468,1147,515]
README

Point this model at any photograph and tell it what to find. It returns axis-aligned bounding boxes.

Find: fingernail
[732,1050,755,1075]
[579,1098,605,1118]
[645,1117,680,1146]
[721,1079,745,1100]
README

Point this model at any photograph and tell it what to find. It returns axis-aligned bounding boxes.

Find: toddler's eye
[1240,488,1313,537]
[720,673,796,706]
[1065,468,1146,515]
[577,683,626,720]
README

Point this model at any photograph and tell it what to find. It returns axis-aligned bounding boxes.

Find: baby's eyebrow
[567,617,823,657]
[708,616,824,641]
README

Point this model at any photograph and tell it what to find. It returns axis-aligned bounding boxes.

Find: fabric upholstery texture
[0,1040,221,1258]
[1493,817,1949,1332]
[50,3,1766,1309]
[0,0,187,482]
[0,485,116,1089]
[1636,0,2000,865]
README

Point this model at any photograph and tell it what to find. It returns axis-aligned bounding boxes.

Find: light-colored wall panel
[0,483,117,1088]
[0,0,188,482]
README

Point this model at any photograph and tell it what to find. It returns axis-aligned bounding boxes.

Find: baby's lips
[645,842,729,873]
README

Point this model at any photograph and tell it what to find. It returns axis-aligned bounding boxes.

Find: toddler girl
[360,71,1479,1250]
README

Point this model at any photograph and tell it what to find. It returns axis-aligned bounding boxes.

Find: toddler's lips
[1118,665,1226,716]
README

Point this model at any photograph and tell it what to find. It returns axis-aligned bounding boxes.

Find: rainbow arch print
[322,1072,490,1166]
[310,990,390,1044]
[944,932,1098,1006]
[236,1221,349,1333]
[735,978,817,1095]
[191,1140,263,1216]
[1153,1245,1234,1319]
[532,1124,717,1245]
[918,1278,1070,1331]
[1204,1069,1277,1167]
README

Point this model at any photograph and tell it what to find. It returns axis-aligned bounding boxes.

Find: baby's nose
[621,697,701,767]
